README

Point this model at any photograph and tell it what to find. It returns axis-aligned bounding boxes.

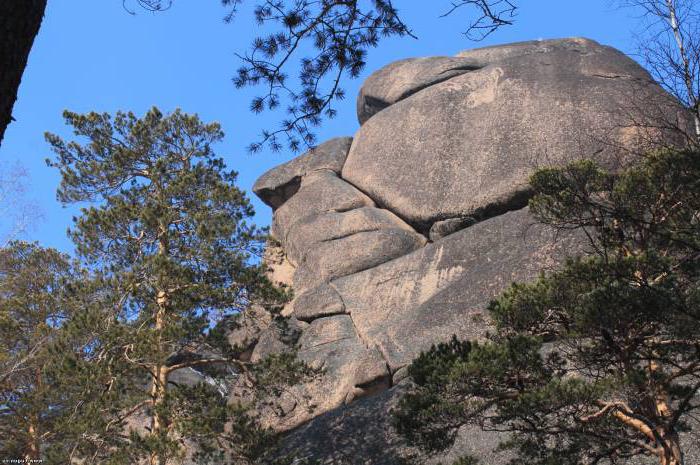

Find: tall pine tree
[45,107,304,465]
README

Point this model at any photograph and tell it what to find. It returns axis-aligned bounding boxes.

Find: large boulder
[285,207,427,292]
[356,56,482,125]
[264,207,582,431]
[244,38,694,464]
[344,37,688,230]
[271,170,375,244]
[292,228,426,291]
[285,207,421,266]
[292,283,346,322]
[331,207,582,375]
[274,383,506,465]
[254,137,353,209]
[270,172,427,291]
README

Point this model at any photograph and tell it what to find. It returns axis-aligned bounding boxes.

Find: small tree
[0,241,83,463]
[393,149,700,465]
[45,107,307,465]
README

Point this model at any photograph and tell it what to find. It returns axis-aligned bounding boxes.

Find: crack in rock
[300,335,354,351]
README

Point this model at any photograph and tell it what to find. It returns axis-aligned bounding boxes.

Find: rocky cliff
[247,38,696,464]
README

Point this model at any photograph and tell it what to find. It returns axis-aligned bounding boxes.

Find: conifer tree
[0,241,83,463]
[45,107,306,465]
[393,149,700,465]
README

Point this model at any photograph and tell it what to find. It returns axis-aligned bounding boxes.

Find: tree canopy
[43,107,307,464]
[0,241,84,463]
[393,149,700,465]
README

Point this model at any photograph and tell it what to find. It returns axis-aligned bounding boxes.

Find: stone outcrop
[258,314,391,430]
[356,56,483,125]
[276,383,506,465]
[271,170,376,246]
[254,137,353,209]
[345,37,688,231]
[275,382,700,465]
[332,208,583,376]
[242,38,694,463]
[285,207,420,267]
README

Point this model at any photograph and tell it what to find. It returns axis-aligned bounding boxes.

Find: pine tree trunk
[150,220,170,465]
[149,292,169,465]
[24,370,42,460]
[149,363,168,465]
[0,0,48,146]
[648,360,684,465]
[24,416,40,461]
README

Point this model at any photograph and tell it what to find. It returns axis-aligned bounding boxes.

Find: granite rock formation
[346,37,688,231]
[244,38,695,463]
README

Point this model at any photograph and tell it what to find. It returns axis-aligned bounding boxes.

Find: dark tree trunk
[0,0,48,147]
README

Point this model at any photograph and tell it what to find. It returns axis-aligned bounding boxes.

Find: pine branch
[165,357,248,374]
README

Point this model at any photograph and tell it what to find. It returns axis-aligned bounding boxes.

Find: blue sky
[0,0,645,254]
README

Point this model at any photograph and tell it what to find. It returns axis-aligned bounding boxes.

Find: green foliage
[39,107,305,464]
[0,241,86,463]
[394,149,700,465]
[408,336,473,386]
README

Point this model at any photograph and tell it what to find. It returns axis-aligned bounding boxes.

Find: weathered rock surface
[293,228,427,291]
[356,56,483,125]
[333,207,582,373]
[456,38,591,63]
[274,383,700,465]
[285,207,421,266]
[243,38,695,464]
[355,40,605,127]
[428,216,476,241]
[271,177,426,292]
[226,304,275,361]
[271,170,375,245]
[265,315,391,430]
[250,316,307,363]
[292,284,346,322]
[263,243,295,287]
[254,137,353,209]
[344,37,688,229]
[258,207,582,432]
[274,383,506,465]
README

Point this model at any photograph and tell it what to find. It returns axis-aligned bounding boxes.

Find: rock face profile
[245,38,695,463]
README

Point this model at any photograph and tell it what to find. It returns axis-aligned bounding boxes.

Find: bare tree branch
[621,0,700,139]
[440,0,517,40]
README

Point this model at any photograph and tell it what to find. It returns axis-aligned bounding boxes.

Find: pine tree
[45,107,306,465]
[393,149,700,465]
[0,241,83,463]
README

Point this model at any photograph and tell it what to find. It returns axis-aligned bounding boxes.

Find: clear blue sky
[0,0,645,254]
